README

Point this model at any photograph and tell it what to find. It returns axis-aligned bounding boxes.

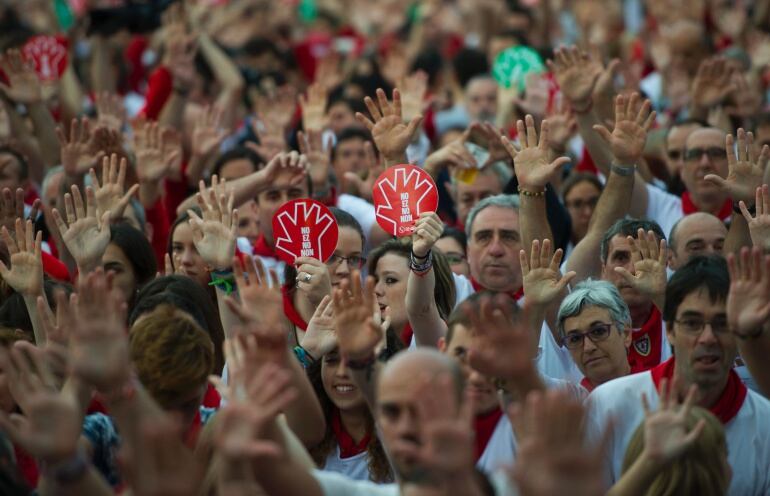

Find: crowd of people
[0,0,769,494]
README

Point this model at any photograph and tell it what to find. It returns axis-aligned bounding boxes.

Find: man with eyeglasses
[663,120,703,195]
[586,256,770,495]
[557,279,645,392]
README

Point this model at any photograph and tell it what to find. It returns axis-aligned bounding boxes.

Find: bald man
[668,212,727,270]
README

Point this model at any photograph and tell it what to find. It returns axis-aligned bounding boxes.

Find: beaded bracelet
[517,185,545,198]
[410,249,433,275]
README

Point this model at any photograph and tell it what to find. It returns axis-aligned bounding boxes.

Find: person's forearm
[90,36,116,94]
[607,452,664,496]
[737,323,770,397]
[27,101,61,168]
[178,168,268,215]
[199,33,245,94]
[38,463,114,496]
[519,192,553,259]
[215,287,240,340]
[186,153,215,188]
[406,267,447,347]
[58,64,85,124]
[22,292,50,345]
[104,379,167,457]
[139,181,163,209]
[575,110,612,175]
[282,353,326,448]
[159,91,188,133]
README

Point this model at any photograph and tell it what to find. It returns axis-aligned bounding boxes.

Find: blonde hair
[621,406,729,496]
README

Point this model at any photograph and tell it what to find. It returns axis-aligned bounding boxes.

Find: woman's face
[321,349,365,411]
[171,223,210,287]
[237,200,260,245]
[328,227,364,288]
[435,236,469,277]
[374,253,409,331]
[564,180,601,243]
[103,243,138,304]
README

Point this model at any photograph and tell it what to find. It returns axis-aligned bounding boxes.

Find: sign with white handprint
[272,199,339,264]
[22,35,68,82]
[372,164,438,237]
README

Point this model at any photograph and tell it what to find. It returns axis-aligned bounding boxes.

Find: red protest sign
[22,35,68,82]
[272,199,339,264]
[372,164,438,237]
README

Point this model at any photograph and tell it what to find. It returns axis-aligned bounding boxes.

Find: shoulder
[588,371,652,412]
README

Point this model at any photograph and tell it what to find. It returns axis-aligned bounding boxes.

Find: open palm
[332,273,382,361]
[705,129,769,204]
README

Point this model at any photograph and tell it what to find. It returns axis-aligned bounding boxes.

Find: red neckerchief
[252,234,278,258]
[580,354,648,392]
[681,192,732,221]
[400,322,413,346]
[282,285,309,331]
[629,306,664,371]
[470,277,524,301]
[13,444,38,489]
[651,357,747,424]
[331,408,372,458]
[474,407,504,461]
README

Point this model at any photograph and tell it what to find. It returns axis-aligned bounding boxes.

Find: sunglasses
[685,147,726,161]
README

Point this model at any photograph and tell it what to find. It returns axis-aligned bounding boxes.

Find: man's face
[681,129,728,203]
[465,79,498,122]
[562,306,631,386]
[669,214,726,270]
[454,171,504,226]
[564,180,601,242]
[255,168,309,244]
[467,206,522,292]
[439,324,499,415]
[665,124,701,179]
[332,137,367,194]
[219,158,256,181]
[327,103,357,135]
[667,288,737,392]
[601,234,649,308]
[0,153,23,192]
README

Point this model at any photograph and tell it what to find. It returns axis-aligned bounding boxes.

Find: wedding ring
[302,273,312,283]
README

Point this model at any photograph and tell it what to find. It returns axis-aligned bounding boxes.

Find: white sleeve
[644,183,683,239]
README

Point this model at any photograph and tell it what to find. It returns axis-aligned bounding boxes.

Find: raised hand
[135,121,179,184]
[465,293,538,382]
[727,247,770,338]
[254,85,296,134]
[52,185,111,273]
[0,49,42,104]
[191,105,226,159]
[398,70,429,124]
[297,129,332,194]
[740,185,770,251]
[342,141,383,201]
[301,295,337,360]
[520,239,576,307]
[640,379,705,464]
[423,128,478,177]
[299,82,328,132]
[251,150,309,190]
[57,118,103,177]
[356,88,423,163]
[0,342,81,465]
[165,32,197,88]
[613,229,668,308]
[690,57,736,109]
[412,212,444,259]
[704,128,770,204]
[502,115,571,190]
[188,180,238,271]
[332,271,382,361]
[95,91,126,131]
[547,46,601,111]
[294,255,333,307]
[90,153,140,221]
[0,219,43,296]
[226,256,284,330]
[250,115,289,163]
[592,92,656,165]
[37,289,74,347]
[0,187,41,233]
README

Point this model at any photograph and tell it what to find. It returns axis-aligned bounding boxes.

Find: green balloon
[492,45,545,91]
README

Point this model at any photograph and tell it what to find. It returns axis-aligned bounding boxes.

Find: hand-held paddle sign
[372,164,438,237]
[22,35,68,82]
[272,199,339,264]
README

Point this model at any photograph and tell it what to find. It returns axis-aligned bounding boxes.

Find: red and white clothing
[629,306,672,372]
[644,183,732,239]
[587,358,770,495]
[323,446,371,482]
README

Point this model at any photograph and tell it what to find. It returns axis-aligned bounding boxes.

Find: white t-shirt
[586,369,770,495]
[323,445,371,482]
[644,182,683,240]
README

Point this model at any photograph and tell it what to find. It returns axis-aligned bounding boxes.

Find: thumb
[738,200,755,222]
[593,125,612,144]
[606,58,621,77]
[118,184,140,210]
[0,260,9,278]
[405,115,423,139]
[702,174,727,189]
[100,211,111,231]
[343,172,366,194]
[557,271,577,291]
[613,266,635,283]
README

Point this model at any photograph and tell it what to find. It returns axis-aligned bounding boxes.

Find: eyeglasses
[326,254,366,269]
[444,252,466,265]
[561,323,613,350]
[667,149,683,161]
[685,147,726,161]
[674,317,730,335]
[565,197,599,211]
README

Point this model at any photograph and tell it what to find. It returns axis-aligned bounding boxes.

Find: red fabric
[650,357,747,424]
[576,146,600,175]
[292,32,332,82]
[253,234,278,258]
[202,383,221,409]
[282,285,308,331]
[681,191,732,221]
[124,35,148,94]
[23,188,40,206]
[470,277,523,301]
[41,251,70,282]
[163,174,191,224]
[400,322,413,347]
[12,444,38,488]
[145,196,171,268]
[140,66,173,120]
[629,306,664,371]
[86,395,108,415]
[331,408,372,459]
[473,407,503,461]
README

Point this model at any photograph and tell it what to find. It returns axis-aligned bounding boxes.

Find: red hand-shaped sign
[272,199,339,264]
[372,164,438,237]
[22,35,68,82]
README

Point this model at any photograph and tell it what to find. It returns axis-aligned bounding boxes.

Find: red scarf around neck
[580,354,647,392]
[650,357,747,424]
[282,285,309,331]
[252,234,278,258]
[331,408,372,458]
[474,407,504,461]
[681,191,733,221]
[470,277,524,301]
[629,306,664,371]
